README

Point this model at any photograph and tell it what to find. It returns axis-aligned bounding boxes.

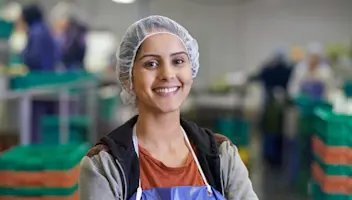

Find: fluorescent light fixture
[112,0,135,4]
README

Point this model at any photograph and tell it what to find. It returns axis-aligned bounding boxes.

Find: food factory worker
[50,1,87,70]
[288,42,334,99]
[4,2,27,65]
[79,15,258,200]
[21,3,58,71]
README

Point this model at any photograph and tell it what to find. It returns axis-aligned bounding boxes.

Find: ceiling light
[112,0,135,4]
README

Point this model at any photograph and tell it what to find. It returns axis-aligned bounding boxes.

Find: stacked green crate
[312,108,352,200]
[294,96,332,195]
[99,94,120,121]
[0,144,89,200]
[343,81,352,97]
[0,20,13,39]
[10,70,96,90]
[40,116,90,145]
[215,117,250,167]
[311,181,351,200]
[215,117,250,147]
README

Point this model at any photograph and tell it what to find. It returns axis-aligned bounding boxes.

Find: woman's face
[132,33,193,113]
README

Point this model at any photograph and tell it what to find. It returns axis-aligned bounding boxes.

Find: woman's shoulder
[213,133,232,147]
[79,144,124,200]
[85,144,110,158]
[213,134,239,158]
[81,143,116,172]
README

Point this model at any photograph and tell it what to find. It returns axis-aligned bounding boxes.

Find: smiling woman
[79,15,258,200]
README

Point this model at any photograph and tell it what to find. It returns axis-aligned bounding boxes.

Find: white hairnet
[306,42,324,57]
[49,1,85,24]
[117,15,200,105]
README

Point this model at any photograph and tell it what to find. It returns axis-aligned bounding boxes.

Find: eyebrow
[139,51,188,60]
[171,51,188,57]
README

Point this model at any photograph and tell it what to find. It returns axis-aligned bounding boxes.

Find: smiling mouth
[153,87,180,96]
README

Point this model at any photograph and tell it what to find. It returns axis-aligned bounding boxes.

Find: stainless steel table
[0,79,98,145]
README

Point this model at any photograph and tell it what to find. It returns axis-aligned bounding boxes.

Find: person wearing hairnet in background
[21,3,58,71]
[20,3,59,143]
[253,49,293,166]
[50,1,88,70]
[288,42,334,99]
[79,15,258,200]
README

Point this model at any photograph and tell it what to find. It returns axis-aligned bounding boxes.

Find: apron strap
[132,125,212,200]
[181,127,212,193]
[132,127,142,199]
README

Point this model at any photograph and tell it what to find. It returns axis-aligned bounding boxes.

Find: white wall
[149,0,241,86]
[37,0,352,84]
[238,0,352,73]
[40,0,142,35]
[149,0,352,83]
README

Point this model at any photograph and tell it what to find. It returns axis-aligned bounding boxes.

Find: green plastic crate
[0,20,13,39]
[312,181,351,200]
[0,184,77,197]
[215,118,250,146]
[41,130,86,145]
[314,108,352,147]
[314,154,351,177]
[295,96,332,116]
[0,143,89,171]
[343,81,352,97]
[296,96,332,139]
[11,70,96,90]
[41,116,90,145]
[99,95,120,121]
[42,115,90,128]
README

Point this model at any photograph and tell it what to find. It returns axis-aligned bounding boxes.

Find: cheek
[132,70,154,94]
[179,67,193,85]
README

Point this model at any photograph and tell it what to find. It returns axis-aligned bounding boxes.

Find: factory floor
[250,133,311,200]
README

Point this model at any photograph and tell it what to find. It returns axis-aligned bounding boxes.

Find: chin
[155,103,181,114]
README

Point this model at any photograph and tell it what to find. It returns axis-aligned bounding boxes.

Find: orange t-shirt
[139,145,204,190]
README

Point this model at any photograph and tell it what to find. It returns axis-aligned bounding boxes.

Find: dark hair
[22,3,44,26]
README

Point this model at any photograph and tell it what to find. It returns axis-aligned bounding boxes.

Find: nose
[158,63,176,81]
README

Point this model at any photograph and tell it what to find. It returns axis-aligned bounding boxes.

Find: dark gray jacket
[79,116,258,200]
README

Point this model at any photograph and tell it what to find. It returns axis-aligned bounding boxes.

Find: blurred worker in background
[59,18,87,70]
[288,42,334,99]
[21,3,58,71]
[257,49,293,96]
[4,1,27,67]
[254,49,293,166]
[21,3,59,143]
[50,1,88,70]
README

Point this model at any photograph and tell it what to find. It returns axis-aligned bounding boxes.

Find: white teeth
[155,87,178,94]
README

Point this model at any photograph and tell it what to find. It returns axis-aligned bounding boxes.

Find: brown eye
[173,59,185,66]
[145,61,158,68]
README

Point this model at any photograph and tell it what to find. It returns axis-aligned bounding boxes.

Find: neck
[136,106,183,147]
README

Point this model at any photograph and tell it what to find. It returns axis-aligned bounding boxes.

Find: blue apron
[130,128,227,200]
[300,80,325,99]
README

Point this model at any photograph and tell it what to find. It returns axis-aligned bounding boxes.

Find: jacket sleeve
[219,141,259,200]
[79,150,124,200]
